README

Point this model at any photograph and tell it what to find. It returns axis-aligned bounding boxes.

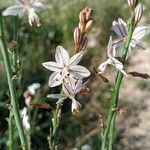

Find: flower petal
[28,8,41,26]
[71,98,82,115]
[42,61,62,72]
[55,46,70,66]
[111,58,128,76]
[33,2,45,11]
[69,65,91,78]
[132,26,148,40]
[112,58,123,70]
[98,61,109,74]
[112,18,127,38]
[2,5,24,16]
[62,80,74,96]
[47,94,68,100]
[69,51,84,66]
[130,39,145,50]
[118,18,128,36]
[107,36,116,58]
[113,38,125,49]
[48,72,63,87]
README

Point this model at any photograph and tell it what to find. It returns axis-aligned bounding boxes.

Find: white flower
[98,36,128,76]
[42,46,90,87]
[27,83,41,95]
[21,107,30,131]
[112,18,148,58]
[47,76,84,115]
[2,0,45,27]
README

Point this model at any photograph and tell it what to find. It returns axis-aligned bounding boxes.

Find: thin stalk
[50,104,61,150]
[0,13,27,149]
[8,16,19,150]
[101,15,135,150]
[9,111,14,150]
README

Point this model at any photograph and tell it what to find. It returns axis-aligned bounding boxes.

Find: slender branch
[50,104,61,150]
[0,13,27,149]
[9,110,14,150]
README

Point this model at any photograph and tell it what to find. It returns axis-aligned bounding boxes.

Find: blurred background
[0,0,150,149]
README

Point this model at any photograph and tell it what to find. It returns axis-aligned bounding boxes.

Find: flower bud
[85,8,93,21]
[74,27,81,45]
[127,0,134,10]
[85,19,94,31]
[79,11,86,24]
[79,36,88,51]
[78,22,84,33]
[134,3,143,25]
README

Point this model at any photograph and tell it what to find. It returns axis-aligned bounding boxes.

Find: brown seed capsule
[79,36,88,51]
[74,27,81,45]
[85,19,94,31]
[134,3,143,25]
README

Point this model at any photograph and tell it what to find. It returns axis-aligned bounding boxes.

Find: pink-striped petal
[131,39,145,50]
[48,72,63,87]
[98,61,109,74]
[42,61,62,72]
[107,36,116,58]
[2,5,24,16]
[132,26,148,40]
[69,51,84,66]
[112,19,127,38]
[69,65,91,78]
[55,46,70,66]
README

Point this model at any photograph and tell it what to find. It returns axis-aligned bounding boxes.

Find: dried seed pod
[127,0,134,10]
[134,3,143,25]
[74,27,81,45]
[78,22,84,33]
[85,19,94,31]
[79,36,88,51]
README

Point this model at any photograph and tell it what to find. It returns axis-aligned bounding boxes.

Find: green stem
[0,13,27,149]
[101,15,135,150]
[9,111,14,150]
[50,104,61,150]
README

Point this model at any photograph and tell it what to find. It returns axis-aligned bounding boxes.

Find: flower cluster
[2,0,45,27]
[43,46,90,115]
[98,2,148,75]
[74,7,94,52]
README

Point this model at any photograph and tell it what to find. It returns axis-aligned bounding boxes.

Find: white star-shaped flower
[2,0,45,27]
[48,76,84,115]
[112,18,148,58]
[98,36,128,76]
[42,46,90,87]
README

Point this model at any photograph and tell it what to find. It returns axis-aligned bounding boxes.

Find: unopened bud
[25,96,33,107]
[79,36,88,51]
[85,20,94,31]
[78,22,84,33]
[134,3,143,25]
[85,8,93,21]
[74,27,81,45]
[127,0,134,10]
[79,12,86,24]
